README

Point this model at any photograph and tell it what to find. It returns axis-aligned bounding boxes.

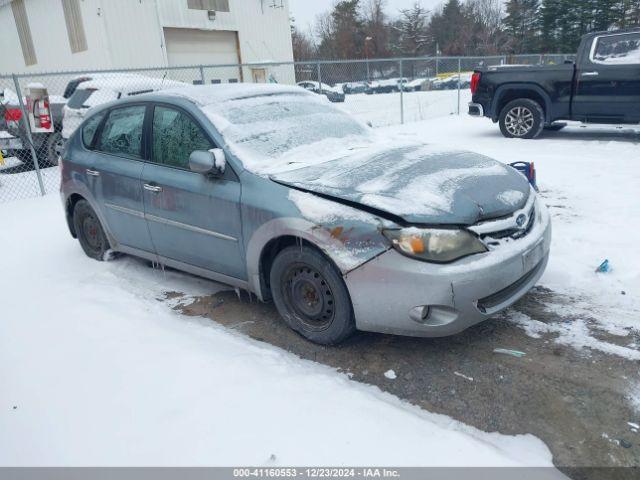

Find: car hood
[271,144,531,225]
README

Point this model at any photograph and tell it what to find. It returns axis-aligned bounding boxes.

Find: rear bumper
[468,102,484,117]
[344,200,551,338]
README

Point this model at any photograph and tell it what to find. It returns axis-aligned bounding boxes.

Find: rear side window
[591,33,640,65]
[96,105,146,158]
[151,106,212,169]
[81,112,104,148]
[67,88,118,109]
[63,77,91,99]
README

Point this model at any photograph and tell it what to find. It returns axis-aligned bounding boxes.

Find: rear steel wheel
[73,199,109,260]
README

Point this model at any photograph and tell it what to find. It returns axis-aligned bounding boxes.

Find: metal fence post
[317,61,322,94]
[456,58,462,115]
[12,74,45,196]
[199,65,205,84]
[399,59,404,125]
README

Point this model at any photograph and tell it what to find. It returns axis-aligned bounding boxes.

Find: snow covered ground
[0,196,555,466]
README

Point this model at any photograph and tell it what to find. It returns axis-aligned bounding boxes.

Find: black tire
[44,132,65,166]
[269,245,356,345]
[72,200,110,261]
[499,98,545,139]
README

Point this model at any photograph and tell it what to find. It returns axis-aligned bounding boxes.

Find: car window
[63,77,91,99]
[151,106,213,169]
[591,32,640,65]
[67,88,94,109]
[96,105,146,158]
[67,88,118,109]
[81,112,105,148]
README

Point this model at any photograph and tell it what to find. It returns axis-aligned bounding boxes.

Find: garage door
[163,28,242,82]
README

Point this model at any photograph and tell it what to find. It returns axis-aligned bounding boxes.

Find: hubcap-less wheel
[73,199,109,261]
[504,106,534,137]
[82,215,102,251]
[281,264,335,331]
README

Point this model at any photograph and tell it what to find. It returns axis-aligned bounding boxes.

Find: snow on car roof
[75,75,186,94]
[162,83,314,107]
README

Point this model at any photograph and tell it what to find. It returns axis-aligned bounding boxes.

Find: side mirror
[189,149,226,176]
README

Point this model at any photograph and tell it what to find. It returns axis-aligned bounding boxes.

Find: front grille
[480,205,536,243]
[476,257,545,313]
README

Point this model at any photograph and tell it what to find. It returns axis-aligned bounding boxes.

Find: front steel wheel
[270,246,355,345]
[499,99,544,139]
[281,264,336,331]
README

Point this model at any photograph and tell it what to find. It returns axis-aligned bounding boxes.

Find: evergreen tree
[429,0,469,55]
[503,0,540,53]
[316,0,366,59]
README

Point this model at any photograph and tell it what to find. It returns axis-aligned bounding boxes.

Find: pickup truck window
[590,32,640,65]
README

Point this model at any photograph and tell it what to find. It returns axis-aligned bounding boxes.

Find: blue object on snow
[509,161,538,191]
[595,259,610,273]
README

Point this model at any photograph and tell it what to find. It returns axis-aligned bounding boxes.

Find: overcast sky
[289,0,446,34]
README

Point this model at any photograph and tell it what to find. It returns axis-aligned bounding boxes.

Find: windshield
[205,93,370,174]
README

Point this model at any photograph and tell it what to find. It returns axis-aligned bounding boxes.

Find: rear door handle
[86,169,100,176]
[143,183,163,193]
[581,71,599,77]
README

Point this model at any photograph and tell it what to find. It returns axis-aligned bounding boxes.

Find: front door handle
[581,71,599,77]
[143,183,163,193]
[86,169,100,176]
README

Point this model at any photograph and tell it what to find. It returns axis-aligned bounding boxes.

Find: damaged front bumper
[343,198,552,337]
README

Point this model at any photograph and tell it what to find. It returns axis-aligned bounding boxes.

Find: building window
[211,79,222,84]
[186,0,230,12]
[61,0,88,53]
[228,78,238,83]
[11,0,37,66]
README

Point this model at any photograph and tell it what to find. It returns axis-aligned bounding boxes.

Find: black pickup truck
[469,28,640,138]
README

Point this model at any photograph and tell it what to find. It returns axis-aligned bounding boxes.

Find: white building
[0,0,295,84]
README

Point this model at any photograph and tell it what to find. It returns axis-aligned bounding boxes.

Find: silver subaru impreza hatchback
[60,84,551,344]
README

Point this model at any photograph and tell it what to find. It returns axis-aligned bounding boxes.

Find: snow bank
[0,195,555,467]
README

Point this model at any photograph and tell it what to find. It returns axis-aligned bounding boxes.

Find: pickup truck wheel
[499,99,544,139]
[270,246,356,345]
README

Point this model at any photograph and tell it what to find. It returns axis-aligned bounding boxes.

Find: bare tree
[362,0,390,57]
[290,16,317,61]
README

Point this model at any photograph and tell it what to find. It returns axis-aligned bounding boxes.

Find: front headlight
[382,227,487,263]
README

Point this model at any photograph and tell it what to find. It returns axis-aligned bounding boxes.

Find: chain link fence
[0,53,572,204]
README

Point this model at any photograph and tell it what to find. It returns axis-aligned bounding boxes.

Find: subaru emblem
[516,214,527,228]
